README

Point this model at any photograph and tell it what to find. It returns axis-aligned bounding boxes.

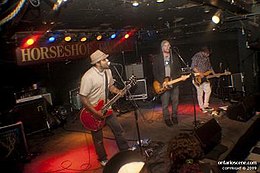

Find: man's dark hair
[201,46,212,54]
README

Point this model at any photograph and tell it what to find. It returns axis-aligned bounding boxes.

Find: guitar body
[194,70,231,86]
[194,70,213,86]
[153,77,170,95]
[80,100,113,131]
[153,75,190,95]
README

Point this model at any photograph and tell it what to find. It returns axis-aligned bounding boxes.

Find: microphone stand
[171,47,201,128]
[171,47,189,68]
[111,64,143,155]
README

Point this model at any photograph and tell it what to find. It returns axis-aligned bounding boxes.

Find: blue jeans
[160,85,179,120]
[91,113,129,161]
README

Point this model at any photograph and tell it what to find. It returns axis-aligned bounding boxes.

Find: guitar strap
[104,70,108,104]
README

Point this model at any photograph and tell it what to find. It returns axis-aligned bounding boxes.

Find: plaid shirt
[191,52,212,73]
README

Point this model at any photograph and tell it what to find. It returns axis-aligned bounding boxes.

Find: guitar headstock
[127,75,137,86]
[224,70,231,75]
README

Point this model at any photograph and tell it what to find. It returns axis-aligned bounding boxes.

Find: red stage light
[22,35,40,48]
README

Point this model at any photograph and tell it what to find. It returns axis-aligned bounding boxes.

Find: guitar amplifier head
[126,79,147,100]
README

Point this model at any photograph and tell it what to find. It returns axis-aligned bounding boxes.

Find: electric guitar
[194,70,231,86]
[80,75,136,131]
[153,74,191,95]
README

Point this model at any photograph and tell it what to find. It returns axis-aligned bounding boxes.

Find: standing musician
[79,49,129,166]
[191,46,215,113]
[152,40,183,127]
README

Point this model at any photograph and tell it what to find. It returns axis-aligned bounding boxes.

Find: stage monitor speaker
[13,98,49,135]
[194,118,222,154]
[226,95,256,122]
[0,121,28,162]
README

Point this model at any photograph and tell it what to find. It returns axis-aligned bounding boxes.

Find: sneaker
[100,159,108,166]
[204,107,214,111]
[128,146,137,151]
[200,108,207,113]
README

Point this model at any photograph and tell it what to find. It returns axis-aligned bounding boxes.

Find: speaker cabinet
[126,79,148,100]
[13,98,49,135]
[125,63,144,79]
[194,118,222,154]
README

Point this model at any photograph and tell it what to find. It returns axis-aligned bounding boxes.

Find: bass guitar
[80,75,137,131]
[153,74,191,95]
[194,70,231,86]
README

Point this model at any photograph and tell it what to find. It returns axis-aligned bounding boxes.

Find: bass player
[152,40,184,127]
[79,49,129,166]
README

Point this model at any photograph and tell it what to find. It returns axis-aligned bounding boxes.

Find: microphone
[108,61,122,66]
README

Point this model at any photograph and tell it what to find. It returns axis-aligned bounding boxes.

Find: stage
[2,96,259,173]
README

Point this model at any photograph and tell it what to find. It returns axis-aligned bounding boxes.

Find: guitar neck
[102,86,128,111]
[167,75,188,85]
[206,73,227,79]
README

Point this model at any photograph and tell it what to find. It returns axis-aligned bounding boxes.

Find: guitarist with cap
[152,40,185,127]
[79,49,129,167]
[191,46,215,113]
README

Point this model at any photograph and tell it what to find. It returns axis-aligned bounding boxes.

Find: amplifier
[125,63,144,79]
[126,79,147,100]
[13,98,49,135]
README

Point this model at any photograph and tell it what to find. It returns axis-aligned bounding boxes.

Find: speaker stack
[13,98,49,135]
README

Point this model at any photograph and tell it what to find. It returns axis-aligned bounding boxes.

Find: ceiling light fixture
[156,0,164,3]
[212,10,222,24]
[132,1,139,7]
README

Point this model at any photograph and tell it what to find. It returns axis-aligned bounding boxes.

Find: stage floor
[6,96,260,173]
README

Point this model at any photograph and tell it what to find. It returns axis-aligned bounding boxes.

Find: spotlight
[156,0,164,3]
[103,150,148,173]
[26,38,35,46]
[64,36,71,42]
[124,33,130,39]
[78,33,87,42]
[110,33,117,39]
[132,1,139,7]
[22,35,41,48]
[64,33,72,42]
[96,34,102,41]
[212,10,221,24]
[48,36,56,43]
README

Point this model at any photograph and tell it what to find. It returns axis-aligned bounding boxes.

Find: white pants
[193,81,212,109]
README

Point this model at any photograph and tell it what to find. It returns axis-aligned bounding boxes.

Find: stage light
[124,33,130,39]
[48,36,56,43]
[96,34,102,41]
[22,35,41,48]
[110,33,117,39]
[26,38,35,46]
[103,150,148,173]
[64,35,72,42]
[78,33,87,42]
[132,1,139,7]
[156,0,164,3]
[212,10,221,24]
